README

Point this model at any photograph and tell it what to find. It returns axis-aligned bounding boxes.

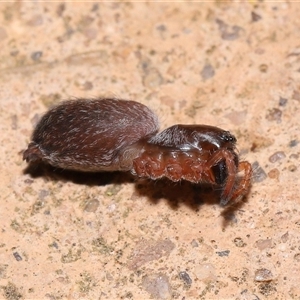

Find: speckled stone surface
[1,2,300,299]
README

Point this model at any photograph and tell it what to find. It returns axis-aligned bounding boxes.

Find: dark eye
[221,132,236,143]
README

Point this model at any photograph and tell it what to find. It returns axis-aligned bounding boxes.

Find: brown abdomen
[23,98,159,172]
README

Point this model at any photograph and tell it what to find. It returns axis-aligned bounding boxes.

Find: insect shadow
[23,162,246,220]
[134,176,249,226]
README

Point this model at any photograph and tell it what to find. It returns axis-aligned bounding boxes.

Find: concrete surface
[0,2,300,299]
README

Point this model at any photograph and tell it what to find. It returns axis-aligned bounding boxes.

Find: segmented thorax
[132,124,238,183]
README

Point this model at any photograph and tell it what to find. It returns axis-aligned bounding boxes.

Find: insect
[23,98,252,205]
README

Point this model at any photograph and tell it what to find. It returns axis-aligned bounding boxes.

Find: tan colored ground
[0,2,300,299]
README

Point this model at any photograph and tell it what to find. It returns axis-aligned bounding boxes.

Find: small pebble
[143,68,163,88]
[251,11,262,22]
[39,189,49,200]
[252,161,267,183]
[255,238,272,250]
[84,199,99,212]
[201,63,215,80]
[51,242,59,249]
[190,239,199,248]
[13,252,22,261]
[107,203,116,212]
[31,51,43,61]
[292,90,300,101]
[281,232,289,243]
[11,114,18,130]
[224,109,247,126]
[179,271,192,285]
[289,140,298,147]
[269,151,286,163]
[156,24,167,32]
[194,263,216,282]
[268,168,280,180]
[106,272,114,281]
[279,97,288,106]
[266,108,282,123]
[216,250,230,257]
[142,274,171,299]
[254,268,274,282]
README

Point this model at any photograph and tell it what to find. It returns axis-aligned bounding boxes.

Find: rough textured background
[0,2,300,299]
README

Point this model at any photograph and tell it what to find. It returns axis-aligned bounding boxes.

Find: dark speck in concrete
[289,140,298,147]
[13,252,22,261]
[251,11,262,22]
[179,271,192,286]
[279,97,288,107]
[216,250,230,257]
[31,51,43,61]
[201,63,215,80]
